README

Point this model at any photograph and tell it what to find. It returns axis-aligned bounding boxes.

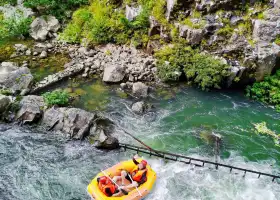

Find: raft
[87,159,156,200]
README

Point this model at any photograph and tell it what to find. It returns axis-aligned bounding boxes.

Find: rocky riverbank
[1,0,280,149]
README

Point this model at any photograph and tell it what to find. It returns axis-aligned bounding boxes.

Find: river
[1,84,280,200]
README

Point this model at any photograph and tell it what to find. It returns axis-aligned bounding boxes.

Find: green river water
[1,79,280,200]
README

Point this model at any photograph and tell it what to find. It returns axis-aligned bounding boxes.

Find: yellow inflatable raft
[87,159,156,200]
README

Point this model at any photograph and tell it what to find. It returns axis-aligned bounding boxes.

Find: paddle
[126,172,142,197]
[101,170,128,195]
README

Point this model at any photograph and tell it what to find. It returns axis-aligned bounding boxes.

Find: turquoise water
[1,85,280,200]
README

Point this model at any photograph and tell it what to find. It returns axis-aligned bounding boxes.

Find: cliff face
[126,0,280,87]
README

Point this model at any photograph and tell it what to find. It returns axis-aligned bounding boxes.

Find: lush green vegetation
[275,35,280,45]
[42,90,70,106]
[0,12,32,40]
[0,0,17,6]
[60,0,152,46]
[24,0,89,21]
[246,70,280,111]
[155,43,230,90]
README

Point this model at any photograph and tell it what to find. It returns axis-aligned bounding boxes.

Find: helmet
[141,160,148,167]
[99,176,108,184]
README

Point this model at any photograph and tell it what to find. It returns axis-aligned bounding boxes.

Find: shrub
[0,0,17,6]
[155,43,230,89]
[275,35,280,45]
[0,13,32,40]
[42,90,70,106]
[24,0,89,21]
[182,18,206,29]
[246,70,280,111]
[216,24,234,37]
[61,0,151,46]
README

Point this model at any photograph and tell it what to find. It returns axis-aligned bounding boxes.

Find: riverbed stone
[16,95,46,124]
[39,51,48,59]
[0,62,33,94]
[132,82,149,97]
[103,64,125,83]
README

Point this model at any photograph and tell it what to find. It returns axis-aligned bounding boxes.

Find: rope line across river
[119,143,280,183]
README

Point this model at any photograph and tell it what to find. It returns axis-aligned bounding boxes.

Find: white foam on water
[142,154,280,200]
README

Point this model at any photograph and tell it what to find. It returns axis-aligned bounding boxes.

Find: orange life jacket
[98,177,117,197]
[131,166,147,183]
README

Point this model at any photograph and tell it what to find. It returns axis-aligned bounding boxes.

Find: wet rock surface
[17,95,46,124]
[0,62,33,94]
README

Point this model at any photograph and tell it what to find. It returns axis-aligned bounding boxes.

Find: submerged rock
[131,101,152,114]
[17,95,46,124]
[90,118,119,149]
[0,62,33,94]
[132,82,149,97]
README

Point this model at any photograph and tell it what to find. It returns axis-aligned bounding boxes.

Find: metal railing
[119,143,280,182]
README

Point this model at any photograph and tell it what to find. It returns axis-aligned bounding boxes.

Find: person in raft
[112,155,148,196]
[97,176,119,197]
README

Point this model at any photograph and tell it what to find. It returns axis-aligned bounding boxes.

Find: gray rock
[131,101,151,114]
[177,24,204,45]
[103,64,125,83]
[132,82,149,97]
[227,65,246,87]
[33,43,48,53]
[39,51,47,58]
[0,95,11,114]
[14,44,27,53]
[42,107,96,139]
[126,5,142,21]
[230,16,244,26]
[30,16,60,41]
[95,136,119,150]
[254,42,280,81]
[0,62,33,94]
[30,17,49,41]
[120,83,127,90]
[16,95,46,124]
[25,49,31,56]
[46,16,60,32]
[275,0,280,8]
[253,19,280,42]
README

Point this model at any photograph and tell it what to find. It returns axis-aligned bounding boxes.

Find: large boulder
[42,107,96,139]
[253,19,280,42]
[177,24,204,45]
[103,64,125,83]
[89,118,119,149]
[0,95,11,114]
[16,95,46,124]
[132,82,149,97]
[0,62,33,94]
[254,42,280,81]
[30,16,60,41]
